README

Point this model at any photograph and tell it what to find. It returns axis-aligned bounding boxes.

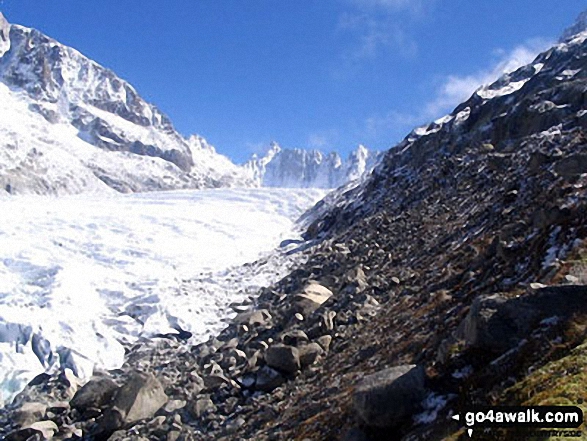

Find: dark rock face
[70,376,119,412]
[353,365,426,428]
[459,286,587,353]
[553,154,587,177]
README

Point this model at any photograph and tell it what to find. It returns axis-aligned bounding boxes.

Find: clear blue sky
[0,1,583,163]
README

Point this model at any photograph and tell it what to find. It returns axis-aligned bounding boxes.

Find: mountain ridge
[244,142,382,189]
[0,13,254,195]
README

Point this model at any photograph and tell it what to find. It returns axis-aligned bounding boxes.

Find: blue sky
[0,1,583,163]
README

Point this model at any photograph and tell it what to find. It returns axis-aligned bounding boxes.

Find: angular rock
[190,396,216,418]
[280,329,309,347]
[316,335,333,352]
[203,373,231,389]
[459,286,587,353]
[255,366,285,393]
[28,421,58,439]
[457,293,540,353]
[264,344,300,374]
[6,421,59,441]
[554,154,587,177]
[294,283,333,315]
[234,309,272,327]
[160,399,187,414]
[97,371,168,434]
[298,342,324,367]
[353,365,426,428]
[70,376,119,411]
[13,402,47,427]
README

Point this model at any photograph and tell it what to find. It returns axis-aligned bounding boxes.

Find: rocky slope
[2,10,587,441]
[0,13,253,196]
[244,143,381,188]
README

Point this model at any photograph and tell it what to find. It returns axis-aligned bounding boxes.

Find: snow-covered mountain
[244,142,381,188]
[0,13,253,195]
[560,9,587,42]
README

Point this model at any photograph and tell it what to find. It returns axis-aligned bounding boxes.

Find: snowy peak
[0,15,253,195]
[0,13,9,58]
[560,9,587,43]
[244,144,381,189]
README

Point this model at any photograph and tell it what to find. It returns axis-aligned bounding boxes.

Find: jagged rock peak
[244,143,382,189]
[559,9,587,43]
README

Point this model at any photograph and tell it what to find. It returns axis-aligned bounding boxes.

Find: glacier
[0,188,326,406]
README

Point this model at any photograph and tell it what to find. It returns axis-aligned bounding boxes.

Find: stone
[264,344,300,374]
[162,399,187,413]
[456,293,540,353]
[99,371,168,433]
[5,428,43,441]
[294,282,333,315]
[29,421,59,439]
[234,309,272,327]
[280,329,309,347]
[353,365,426,428]
[554,154,587,177]
[298,342,324,367]
[61,368,82,398]
[203,373,231,389]
[316,335,333,352]
[167,431,181,441]
[70,376,119,411]
[6,420,59,441]
[13,402,47,427]
[255,366,285,393]
[459,286,587,353]
[344,266,368,292]
[190,396,216,418]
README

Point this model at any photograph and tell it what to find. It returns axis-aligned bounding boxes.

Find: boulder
[280,329,309,347]
[298,342,324,367]
[316,335,333,352]
[554,154,587,177]
[70,376,119,411]
[353,365,426,428]
[255,366,285,393]
[97,371,168,433]
[189,396,216,418]
[264,344,300,374]
[457,293,540,353]
[6,421,58,441]
[294,283,333,315]
[28,421,58,439]
[13,402,47,427]
[203,373,231,389]
[458,286,587,353]
[234,309,272,327]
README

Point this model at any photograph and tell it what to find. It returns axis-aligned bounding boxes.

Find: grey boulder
[353,365,426,428]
